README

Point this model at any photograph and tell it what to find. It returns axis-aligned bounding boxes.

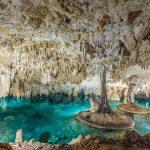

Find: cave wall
[0,0,150,98]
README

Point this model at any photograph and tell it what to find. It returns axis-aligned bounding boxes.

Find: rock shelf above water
[76,110,135,130]
[118,103,150,115]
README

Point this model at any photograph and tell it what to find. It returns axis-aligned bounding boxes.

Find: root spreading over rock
[76,110,134,130]
[118,103,150,115]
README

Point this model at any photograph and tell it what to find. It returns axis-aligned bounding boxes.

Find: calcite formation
[15,129,24,144]
[0,0,150,98]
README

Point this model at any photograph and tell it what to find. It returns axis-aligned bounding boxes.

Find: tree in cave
[97,65,112,113]
[80,37,125,114]
[77,36,135,129]
[90,64,113,114]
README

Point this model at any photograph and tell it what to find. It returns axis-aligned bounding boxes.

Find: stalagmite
[15,129,24,146]
[90,95,99,113]
[80,40,87,64]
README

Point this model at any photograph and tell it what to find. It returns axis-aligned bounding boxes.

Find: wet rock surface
[10,142,58,150]
[0,143,13,150]
[5,131,149,150]
[58,131,150,150]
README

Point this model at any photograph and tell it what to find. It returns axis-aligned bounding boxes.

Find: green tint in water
[0,98,149,144]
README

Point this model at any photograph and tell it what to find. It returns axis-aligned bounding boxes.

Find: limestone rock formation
[107,87,121,101]
[15,129,24,144]
[0,0,149,98]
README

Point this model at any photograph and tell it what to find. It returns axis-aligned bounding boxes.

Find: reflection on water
[136,100,150,109]
[133,114,150,135]
[0,97,149,144]
[146,102,149,109]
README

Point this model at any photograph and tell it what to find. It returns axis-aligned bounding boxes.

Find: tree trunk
[100,66,107,101]
[98,65,112,113]
[89,65,112,113]
[127,84,135,103]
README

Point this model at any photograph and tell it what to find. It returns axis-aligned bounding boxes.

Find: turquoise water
[0,97,149,144]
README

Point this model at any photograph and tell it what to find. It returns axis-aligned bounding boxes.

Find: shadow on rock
[0,143,13,150]
[39,131,51,143]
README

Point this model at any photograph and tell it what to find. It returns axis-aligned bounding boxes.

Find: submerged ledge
[0,131,150,150]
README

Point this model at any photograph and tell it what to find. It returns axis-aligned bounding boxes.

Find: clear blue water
[0,97,149,144]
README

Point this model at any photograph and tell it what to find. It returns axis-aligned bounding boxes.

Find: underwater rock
[39,131,51,143]
[4,116,15,121]
[25,133,32,140]
[49,135,59,144]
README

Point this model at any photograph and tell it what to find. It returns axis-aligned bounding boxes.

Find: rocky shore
[0,131,149,150]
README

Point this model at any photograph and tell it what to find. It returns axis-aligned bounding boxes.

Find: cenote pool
[0,97,149,144]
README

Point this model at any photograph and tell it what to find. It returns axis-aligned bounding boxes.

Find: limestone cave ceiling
[0,0,150,97]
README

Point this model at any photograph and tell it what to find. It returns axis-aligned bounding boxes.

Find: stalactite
[80,40,87,64]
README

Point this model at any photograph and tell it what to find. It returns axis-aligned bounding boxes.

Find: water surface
[0,97,149,144]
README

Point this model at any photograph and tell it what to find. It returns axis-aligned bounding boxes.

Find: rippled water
[0,97,149,144]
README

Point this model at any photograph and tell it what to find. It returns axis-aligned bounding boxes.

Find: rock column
[15,129,24,146]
